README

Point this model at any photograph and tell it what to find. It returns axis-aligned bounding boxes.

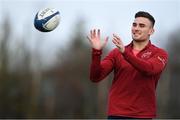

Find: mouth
[133,32,141,37]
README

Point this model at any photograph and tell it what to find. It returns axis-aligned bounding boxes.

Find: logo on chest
[141,51,152,59]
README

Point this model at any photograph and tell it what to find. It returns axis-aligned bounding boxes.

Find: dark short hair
[135,11,155,27]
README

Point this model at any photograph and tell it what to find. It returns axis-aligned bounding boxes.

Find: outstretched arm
[87,29,113,82]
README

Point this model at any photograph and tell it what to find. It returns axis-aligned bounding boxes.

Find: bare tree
[166,28,180,118]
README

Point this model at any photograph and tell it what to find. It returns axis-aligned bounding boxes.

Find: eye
[139,24,145,28]
[132,23,137,27]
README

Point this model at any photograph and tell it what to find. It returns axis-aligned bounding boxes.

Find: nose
[133,25,140,31]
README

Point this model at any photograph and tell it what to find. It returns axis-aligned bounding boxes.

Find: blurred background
[0,0,180,118]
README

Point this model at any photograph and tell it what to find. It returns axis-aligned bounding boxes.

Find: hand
[87,29,109,50]
[112,34,125,53]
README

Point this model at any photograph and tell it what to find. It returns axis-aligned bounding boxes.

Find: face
[131,17,154,42]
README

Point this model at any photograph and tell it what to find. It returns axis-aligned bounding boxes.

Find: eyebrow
[139,23,145,26]
[132,22,146,26]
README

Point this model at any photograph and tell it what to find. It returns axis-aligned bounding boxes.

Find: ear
[149,28,154,35]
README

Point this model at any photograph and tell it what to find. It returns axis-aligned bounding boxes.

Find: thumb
[102,36,109,48]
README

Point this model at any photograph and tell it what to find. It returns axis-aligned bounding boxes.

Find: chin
[133,39,146,42]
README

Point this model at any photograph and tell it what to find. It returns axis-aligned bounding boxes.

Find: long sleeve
[90,48,114,82]
[122,48,168,76]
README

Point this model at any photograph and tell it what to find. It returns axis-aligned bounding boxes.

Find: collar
[127,40,152,51]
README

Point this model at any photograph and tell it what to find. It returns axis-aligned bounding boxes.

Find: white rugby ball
[34,8,60,32]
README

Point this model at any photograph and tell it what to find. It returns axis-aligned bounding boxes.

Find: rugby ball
[34,8,60,32]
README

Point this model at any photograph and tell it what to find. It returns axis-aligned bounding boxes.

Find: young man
[87,11,168,119]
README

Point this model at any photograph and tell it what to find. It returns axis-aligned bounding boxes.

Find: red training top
[90,41,168,118]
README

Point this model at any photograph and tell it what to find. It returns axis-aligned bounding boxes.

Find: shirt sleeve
[122,48,168,76]
[90,48,115,82]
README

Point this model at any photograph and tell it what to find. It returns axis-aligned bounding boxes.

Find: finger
[112,39,118,45]
[113,34,123,44]
[112,38,120,45]
[97,29,100,38]
[90,30,93,38]
[112,39,121,48]
[87,36,93,45]
[93,29,96,38]
[113,35,123,45]
[113,34,120,40]
[112,38,123,48]
[105,36,109,42]
[87,35,91,41]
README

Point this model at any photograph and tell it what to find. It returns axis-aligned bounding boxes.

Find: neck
[132,40,149,51]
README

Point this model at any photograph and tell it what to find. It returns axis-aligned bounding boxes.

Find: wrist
[121,47,125,53]
[118,47,125,53]
[92,48,102,55]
